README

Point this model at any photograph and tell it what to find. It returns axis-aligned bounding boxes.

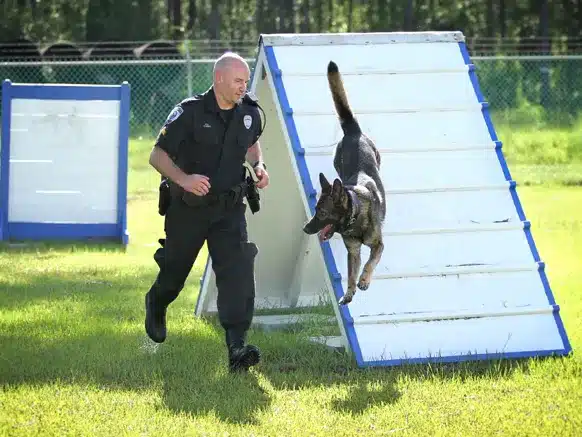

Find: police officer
[144,52,269,373]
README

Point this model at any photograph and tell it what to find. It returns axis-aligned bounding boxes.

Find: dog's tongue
[318,224,333,242]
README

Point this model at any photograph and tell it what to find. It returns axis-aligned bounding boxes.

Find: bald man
[145,51,268,373]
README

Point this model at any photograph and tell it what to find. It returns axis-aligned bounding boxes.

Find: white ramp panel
[260,32,571,366]
[0,81,130,244]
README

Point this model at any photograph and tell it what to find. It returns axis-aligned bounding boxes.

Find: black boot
[145,292,167,343]
[226,329,261,373]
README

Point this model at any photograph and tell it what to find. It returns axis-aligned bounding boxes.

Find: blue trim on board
[0,81,130,245]
[1,80,13,241]
[6,83,125,101]
[458,41,572,357]
[117,82,131,245]
[7,222,121,240]
[263,44,365,366]
[361,348,569,368]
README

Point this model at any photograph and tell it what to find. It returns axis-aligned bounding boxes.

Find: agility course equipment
[195,31,571,367]
[0,80,130,244]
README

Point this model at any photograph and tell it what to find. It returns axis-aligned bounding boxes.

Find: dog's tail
[327,61,360,134]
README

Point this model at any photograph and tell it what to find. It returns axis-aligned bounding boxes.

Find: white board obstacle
[0,80,130,244]
[195,31,572,367]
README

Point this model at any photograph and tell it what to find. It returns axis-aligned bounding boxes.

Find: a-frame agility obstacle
[195,31,572,367]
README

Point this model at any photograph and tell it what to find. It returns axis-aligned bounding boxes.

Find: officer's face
[221,63,250,104]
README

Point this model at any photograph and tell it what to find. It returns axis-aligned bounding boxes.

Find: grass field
[1,125,581,436]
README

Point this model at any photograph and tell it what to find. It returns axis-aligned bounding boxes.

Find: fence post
[184,38,193,97]
[540,0,550,108]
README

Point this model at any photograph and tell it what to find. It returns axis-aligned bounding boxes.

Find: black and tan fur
[303,61,386,306]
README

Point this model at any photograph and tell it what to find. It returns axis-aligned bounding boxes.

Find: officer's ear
[215,71,223,84]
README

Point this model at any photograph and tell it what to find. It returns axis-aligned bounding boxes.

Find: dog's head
[303,172,350,242]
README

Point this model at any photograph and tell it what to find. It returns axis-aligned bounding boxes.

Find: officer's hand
[179,174,211,196]
[254,166,269,189]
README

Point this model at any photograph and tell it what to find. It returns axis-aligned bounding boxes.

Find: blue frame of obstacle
[0,80,131,245]
[260,37,572,367]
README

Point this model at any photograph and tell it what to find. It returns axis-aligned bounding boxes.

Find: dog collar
[339,187,360,231]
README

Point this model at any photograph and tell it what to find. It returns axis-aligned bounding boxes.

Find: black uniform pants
[147,196,258,337]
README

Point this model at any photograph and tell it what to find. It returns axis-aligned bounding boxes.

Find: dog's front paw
[338,291,354,306]
[357,274,370,291]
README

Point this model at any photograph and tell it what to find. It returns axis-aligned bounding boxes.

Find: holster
[245,179,260,214]
[243,162,261,214]
[158,177,171,216]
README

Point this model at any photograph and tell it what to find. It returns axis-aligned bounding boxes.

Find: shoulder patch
[180,95,203,106]
[243,114,252,129]
[165,106,184,124]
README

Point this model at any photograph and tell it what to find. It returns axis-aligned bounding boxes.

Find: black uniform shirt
[155,86,262,195]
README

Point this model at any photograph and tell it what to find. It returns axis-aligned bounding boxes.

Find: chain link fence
[1,47,581,137]
[473,55,582,126]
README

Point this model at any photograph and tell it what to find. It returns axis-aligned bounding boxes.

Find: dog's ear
[332,178,344,203]
[319,173,331,193]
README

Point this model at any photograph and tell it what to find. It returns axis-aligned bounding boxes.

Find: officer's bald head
[213,52,249,77]
[213,51,251,109]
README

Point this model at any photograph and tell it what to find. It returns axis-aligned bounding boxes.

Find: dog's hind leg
[358,239,384,291]
[339,237,362,305]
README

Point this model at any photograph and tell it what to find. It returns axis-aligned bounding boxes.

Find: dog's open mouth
[318,224,335,242]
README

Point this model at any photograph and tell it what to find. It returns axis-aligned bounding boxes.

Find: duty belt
[181,181,248,209]
[178,163,260,212]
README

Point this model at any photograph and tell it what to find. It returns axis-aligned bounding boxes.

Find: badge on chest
[243,114,252,130]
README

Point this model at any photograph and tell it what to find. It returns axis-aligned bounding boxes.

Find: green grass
[493,112,582,187]
[1,130,582,436]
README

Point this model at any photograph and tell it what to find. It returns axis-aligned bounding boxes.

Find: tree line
[1,0,581,54]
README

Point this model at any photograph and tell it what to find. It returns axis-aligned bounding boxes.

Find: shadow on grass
[0,263,155,312]
[0,329,271,425]
[155,334,271,425]
[0,266,570,421]
[235,315,570,416]
[0,269,270,425]
[249,329,404,414]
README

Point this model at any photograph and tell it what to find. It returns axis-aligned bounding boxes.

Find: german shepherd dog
[303,61,386,306]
